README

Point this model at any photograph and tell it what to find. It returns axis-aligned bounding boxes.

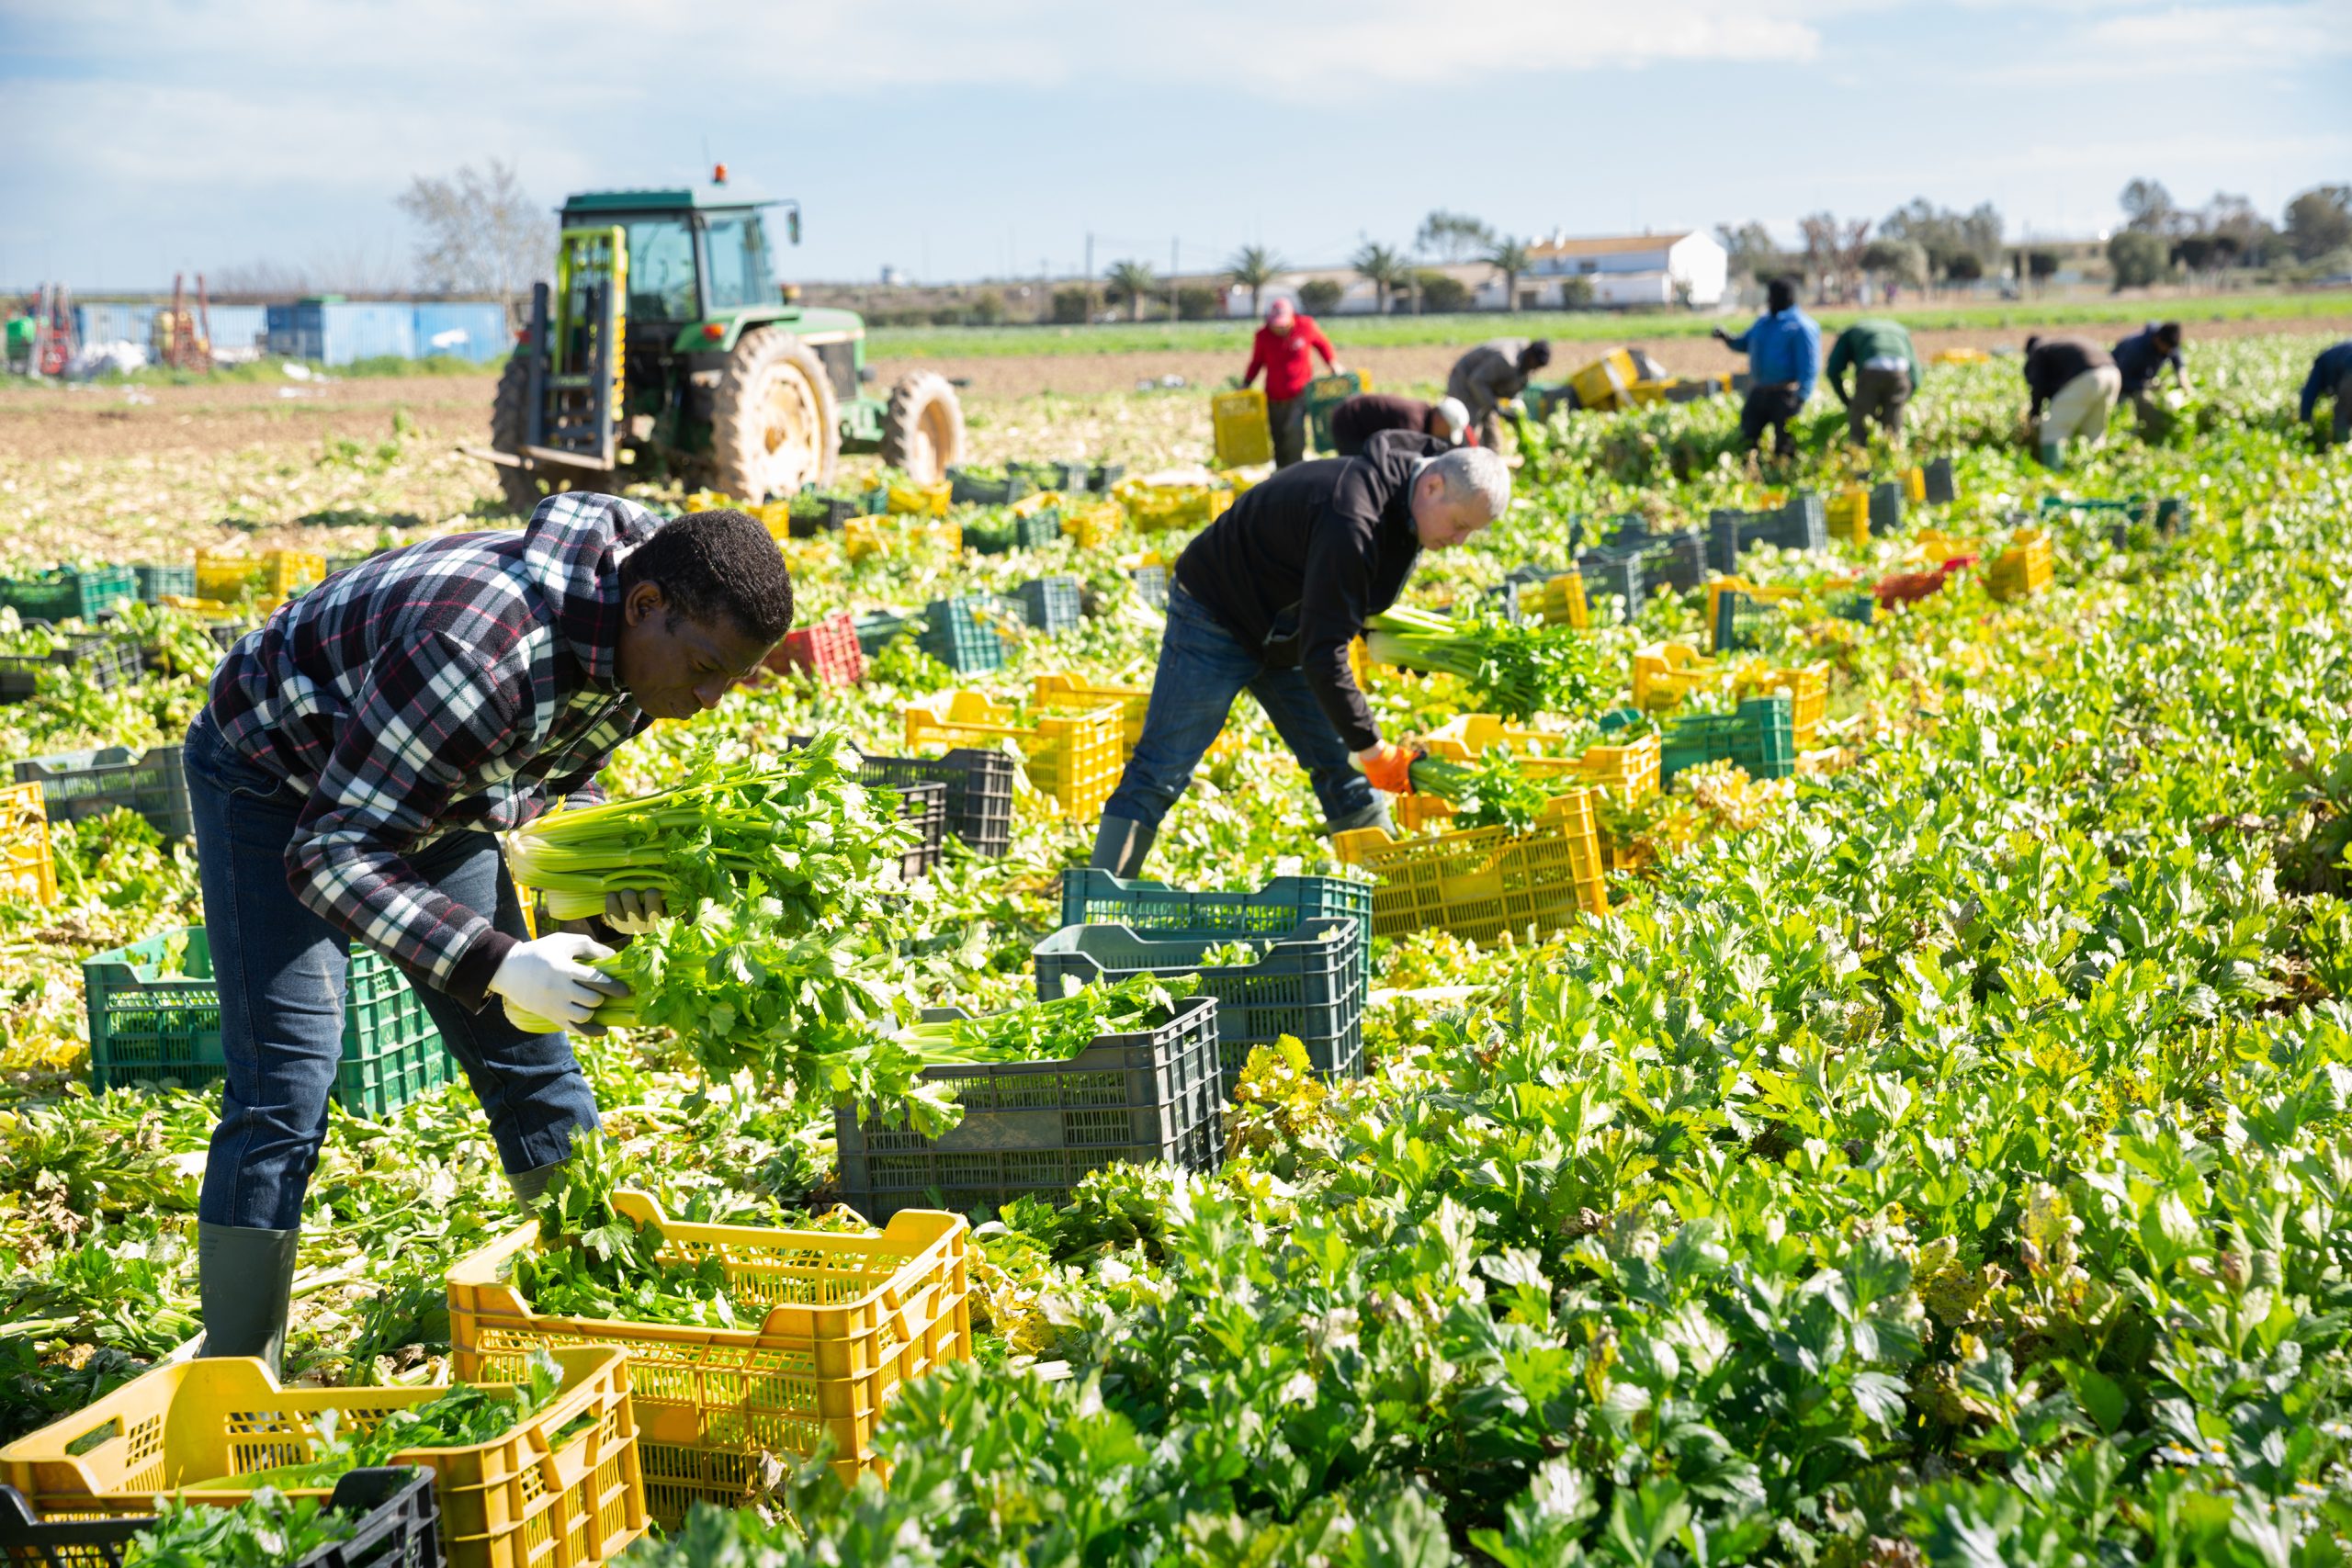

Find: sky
[1,0,2347,291]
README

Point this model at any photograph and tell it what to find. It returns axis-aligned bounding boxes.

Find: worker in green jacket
[1824,319,1925,445]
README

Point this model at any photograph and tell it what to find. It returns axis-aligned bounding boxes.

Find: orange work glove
[1352,741,1419,795]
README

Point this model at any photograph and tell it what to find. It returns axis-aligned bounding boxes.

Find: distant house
[1511,231,1729,309]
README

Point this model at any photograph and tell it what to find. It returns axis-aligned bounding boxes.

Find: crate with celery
[1361,604,1607,721]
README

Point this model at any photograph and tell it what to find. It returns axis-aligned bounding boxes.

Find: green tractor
[480,178,966,515]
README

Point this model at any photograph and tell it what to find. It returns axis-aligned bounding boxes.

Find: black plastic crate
[1705,510,1751,576]
[1770,492,1828,553]
[1005,458,1095,493]
[135,563,197,604]
[1129,564,1169,608]
[1033,917,1364,1100]
[1059,869,1374,989]
[1577,552,1645,622]
[0,636,140,703]
[1922,457,1957,505]
[0,1466,445,1568]
[946,468,1039,507]
[854,611,916,658]
[11,744,193,840]
[788,491,863,536]
[1013,576,1082,636]
[803,742,1016,858]
[962,509,1062,557]
[1091,462,1126,493]
[890,779,947,880]
[1869,480,1905,535]
[834,993,1223,1222]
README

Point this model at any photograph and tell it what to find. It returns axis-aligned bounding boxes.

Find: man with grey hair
[1091,431,1509,876]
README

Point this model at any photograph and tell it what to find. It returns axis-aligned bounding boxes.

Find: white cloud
[1969,0,2352,79]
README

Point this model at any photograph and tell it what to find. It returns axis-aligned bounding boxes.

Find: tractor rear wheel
[489,354,610,517]
[880,369,966,484]
[711,330,838,502]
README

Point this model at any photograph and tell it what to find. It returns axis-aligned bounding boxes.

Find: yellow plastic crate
[196,549,326,604]
[1731,664,1829,749]
[1566,350,1639,413]
[1114,480,1233,534]
[1930,347,1990,367]
[845,516,960,562]
[1420,717,1662,806]
[1910,528,1981,568]
[1332,790,1607,942]
[1986,529,2053,602]
[1631,642,1724,714]
[0,1347,645,1568]
[1031,673,1238,761]
[1529,570,1589,629]
[1702,578,1803,652]
[902,690,1125,818]
[1212,389,1272,468]
[887,479,951,516]
[1826,486,1871,546]
[1061,499,1125,550]
[447,1193,970,1529]
[1901,466,1928,503]
[680,490,736,513]
[0,782,57,907]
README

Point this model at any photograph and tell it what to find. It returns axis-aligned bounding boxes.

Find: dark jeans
[1268,396,1308,468]
[1848,367,1911,442]
[1100,582,1374,834]
[184,715,598,1230]
[1739,383,1804,456]
[2333,371,2352,446]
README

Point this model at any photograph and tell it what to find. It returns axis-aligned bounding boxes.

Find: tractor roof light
[702,322,726,341]
[713,163,729,185]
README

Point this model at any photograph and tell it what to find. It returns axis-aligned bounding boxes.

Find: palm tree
[1351,242,1407,314]
[1484,236,1532,311]
[1104,259,1158,322]
[1226,243,1284,315]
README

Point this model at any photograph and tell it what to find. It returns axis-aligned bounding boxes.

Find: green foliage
[128,1486,356,1566]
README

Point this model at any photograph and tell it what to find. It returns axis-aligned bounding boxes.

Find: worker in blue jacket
[2301,340,2352,446]
[2112,321,2186,436]
[1714,276,1821,457]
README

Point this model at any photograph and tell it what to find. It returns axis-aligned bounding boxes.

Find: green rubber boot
[1322,798,1391,837]
[1088,815,1158,878]
[506,1158,569,1210]
[197,1222,300,1377]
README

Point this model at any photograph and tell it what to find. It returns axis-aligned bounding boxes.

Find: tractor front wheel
[711,330,839,502]
[490,355,609,517]
[880,369,966,485]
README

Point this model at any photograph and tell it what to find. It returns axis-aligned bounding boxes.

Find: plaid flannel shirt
[203,492,661,1006]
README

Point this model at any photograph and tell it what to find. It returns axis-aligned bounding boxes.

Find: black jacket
[1173,429,1439,751]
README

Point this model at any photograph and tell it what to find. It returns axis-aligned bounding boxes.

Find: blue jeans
[1101,583,1374,832]
[184,715,599,1230]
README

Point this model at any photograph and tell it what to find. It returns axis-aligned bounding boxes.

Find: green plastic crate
[0,566,137,624]
[1661,694,1794,784]
[83,925,452,1115]
[919,594,1021,674]
[1032,917,1365,1099]
[11,744,192,839]
[134,564,197,603]
[1058,869,1374,988]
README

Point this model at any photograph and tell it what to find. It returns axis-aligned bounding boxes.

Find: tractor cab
[479,175,964,516]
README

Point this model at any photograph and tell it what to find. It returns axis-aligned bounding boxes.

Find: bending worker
[2023,333,2120,467]
[187,493,792,1371]
[1823,315,1923,444]
[2301,338,2352,446]
[1090,432,1511,875]
[2113,321,2186,437]
[1714,276,1820,457]
[1447,338,1552,448]
[1242,298,1342,468]
[1328,391,1473,456]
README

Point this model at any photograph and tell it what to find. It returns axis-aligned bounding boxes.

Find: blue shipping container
[413,302,509,363]
[74,303,156,347]
[203,305,267,352]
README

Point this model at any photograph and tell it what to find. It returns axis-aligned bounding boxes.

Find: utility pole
[1084,232,1094,322]
[1170,237,1180,321]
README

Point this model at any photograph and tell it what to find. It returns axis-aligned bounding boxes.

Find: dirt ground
[3,315,2345,464]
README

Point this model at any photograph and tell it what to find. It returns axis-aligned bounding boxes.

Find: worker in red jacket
[1242,298,1343,468]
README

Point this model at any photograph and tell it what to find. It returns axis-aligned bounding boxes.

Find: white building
[1508,231,1729,310]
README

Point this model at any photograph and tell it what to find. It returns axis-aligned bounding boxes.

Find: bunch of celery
[900,972,1204,1065]
[1406,749,1557,835]
[503,729,912,924]
[1363,605,1604,721]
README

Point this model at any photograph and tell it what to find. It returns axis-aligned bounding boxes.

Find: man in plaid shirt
[184,491,793,1371]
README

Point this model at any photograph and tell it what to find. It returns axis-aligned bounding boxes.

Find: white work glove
[603,888,667,935]
[489,932,629,1032]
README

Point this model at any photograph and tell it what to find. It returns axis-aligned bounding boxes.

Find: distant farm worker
[2112,321,2187,437]
[185,494,791,1372]
[1089,433,1511,875]
[1327,392,1474,457]
[1713,276,1820,457]
[1242,298,1342,468]
[2023,333,2121,467]
[1823,316,1924,445]
[1447,338,1553,449]
[2298,338,2352,446]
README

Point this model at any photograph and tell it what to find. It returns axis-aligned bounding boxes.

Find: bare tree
[397,158,554,319]
[1416,210,1494,264]
[1797,213,1871,302]
[209,258,313,296]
